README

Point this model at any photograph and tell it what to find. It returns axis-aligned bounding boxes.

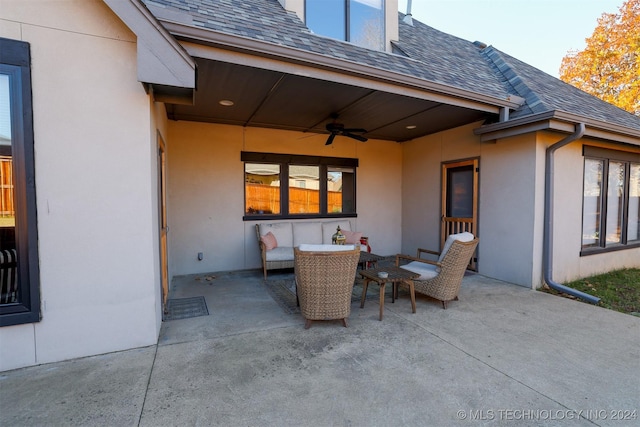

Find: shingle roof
[481,47,640,131]
[142,0,640,133]
[143,0,511,98]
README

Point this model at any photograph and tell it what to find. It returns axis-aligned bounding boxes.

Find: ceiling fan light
[219,99,234,106]
[406,125,417,129]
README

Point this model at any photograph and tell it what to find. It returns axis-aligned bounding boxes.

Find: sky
[397,0,625,77]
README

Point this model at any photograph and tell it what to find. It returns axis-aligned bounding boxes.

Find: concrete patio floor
[1,269,639,426]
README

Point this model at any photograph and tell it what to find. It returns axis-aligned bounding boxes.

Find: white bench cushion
[292,222,323,247]
[259,222,294,248]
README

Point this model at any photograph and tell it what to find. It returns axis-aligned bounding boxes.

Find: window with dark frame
[305,0,385,51]
[0,38,41,326]
[242,152,358,220]
[581,146,640,255]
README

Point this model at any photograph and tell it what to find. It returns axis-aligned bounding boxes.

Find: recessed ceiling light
[219,99,234,106]
[406,125,417,129]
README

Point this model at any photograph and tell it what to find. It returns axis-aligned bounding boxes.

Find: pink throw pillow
[260,232,278,250]
[343,230,363,245]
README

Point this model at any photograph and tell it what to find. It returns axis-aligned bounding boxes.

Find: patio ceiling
[164,58,497,143]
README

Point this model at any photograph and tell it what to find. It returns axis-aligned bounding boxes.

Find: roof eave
[474,110,640,145]
[103,0,196,103]
[159,19,522,113]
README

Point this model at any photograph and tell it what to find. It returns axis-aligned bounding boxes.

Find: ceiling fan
[324,117,368,145]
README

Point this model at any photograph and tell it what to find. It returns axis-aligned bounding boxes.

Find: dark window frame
[580,146,640,256]
[242,152,358,221]
[0,38,41,326]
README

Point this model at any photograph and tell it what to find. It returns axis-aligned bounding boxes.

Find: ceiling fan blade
[345,133,368,142]
[325,133,337,145]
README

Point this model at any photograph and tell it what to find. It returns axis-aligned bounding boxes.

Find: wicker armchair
[396,237,479,309]
[294,245,360,329]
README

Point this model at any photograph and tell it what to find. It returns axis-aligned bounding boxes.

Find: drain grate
[164,296,209,321]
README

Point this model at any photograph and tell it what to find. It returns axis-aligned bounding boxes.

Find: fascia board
[161,20,521,113]
[103,0,196,88]
[473,113,640,146]
[475,111,640,146]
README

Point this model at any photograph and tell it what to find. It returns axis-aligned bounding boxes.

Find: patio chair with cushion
[396,233,479,309]
[294,244,361,329]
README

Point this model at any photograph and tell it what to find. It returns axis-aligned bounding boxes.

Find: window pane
[582,159,603,247]
[289,165,319,214]
[628,163,640,242]
[350,0,384,50]
[306,0,346,41]
[245,163,280,215]
[0,73,17,305]
[446,166,474,218]
[606,161,624,245]
[328,166,355,214]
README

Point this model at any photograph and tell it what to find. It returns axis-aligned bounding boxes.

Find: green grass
[541,268,640,316]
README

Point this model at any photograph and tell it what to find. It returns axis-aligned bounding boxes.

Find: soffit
[166,57,494,142]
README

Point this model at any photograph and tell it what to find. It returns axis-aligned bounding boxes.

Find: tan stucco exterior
[166,123,402,276]
[547,134,640,282]
[1,0,638,371]
[0,0,163,371]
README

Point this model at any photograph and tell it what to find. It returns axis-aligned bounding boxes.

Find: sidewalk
[1,270,639,426]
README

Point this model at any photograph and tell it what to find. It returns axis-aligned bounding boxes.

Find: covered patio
[2,269,638,426]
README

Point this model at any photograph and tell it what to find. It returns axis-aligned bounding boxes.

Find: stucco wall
[166,122,402,276]
[402,123,542,288]
[549,134,640,282]
[478,133,540,287]
[0,0,161,371]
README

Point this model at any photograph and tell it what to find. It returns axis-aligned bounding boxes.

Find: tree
[559,0,640,116]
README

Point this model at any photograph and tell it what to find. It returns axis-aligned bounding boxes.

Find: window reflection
[306,0,384,50]
[328,166,355,214]
[0,73,17,305]
[245,163,281,215]
[306,0,346,41]
[629,164,640,242]
[606,161,624,245]
[289,165,320,214]
[582,159,603,247]
[350,0,384,50]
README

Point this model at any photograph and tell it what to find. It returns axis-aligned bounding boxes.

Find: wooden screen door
[158,133,169,314]
[441,158,479,270]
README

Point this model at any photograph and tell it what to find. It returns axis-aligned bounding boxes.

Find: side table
[359,266,419,320]
[358,251,384,270]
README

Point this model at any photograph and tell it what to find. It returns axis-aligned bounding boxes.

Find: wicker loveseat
[256,220,365,279]
[294,244,360,328]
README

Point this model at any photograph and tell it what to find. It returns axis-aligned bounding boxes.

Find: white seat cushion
[439,232,474,263]
[400,261,439,280]
[265,247,294,262]
[298,244,356,252]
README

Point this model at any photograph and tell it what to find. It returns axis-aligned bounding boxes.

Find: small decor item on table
[377,271,388,278]
[332,226,347,245]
